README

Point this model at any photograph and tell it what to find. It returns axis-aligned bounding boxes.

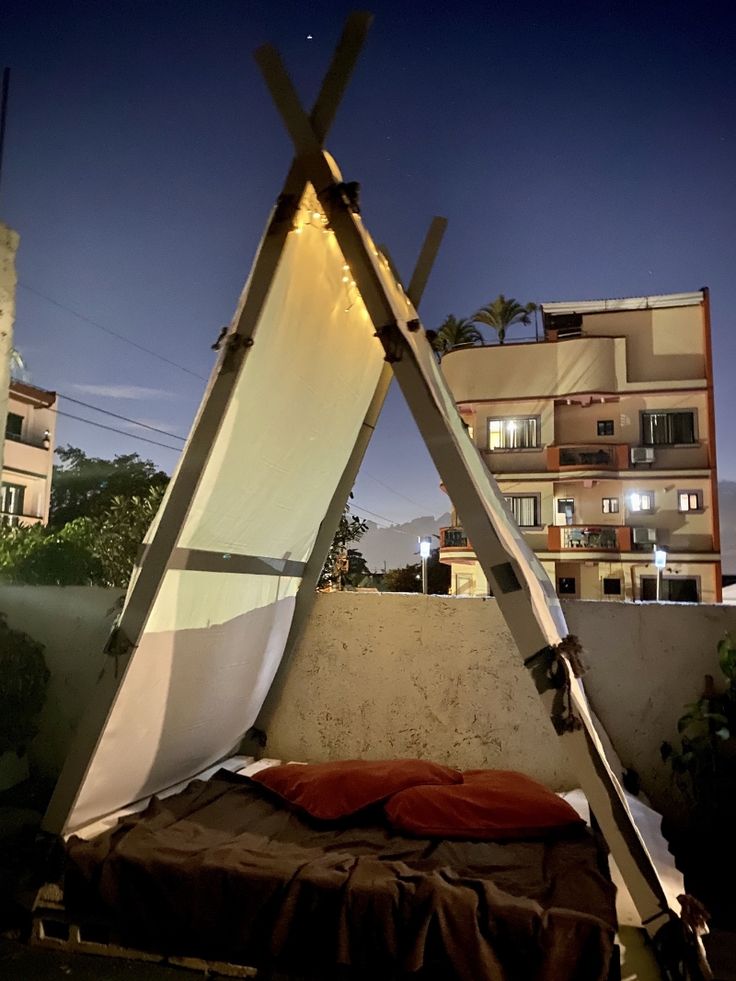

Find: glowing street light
[419,537,431,594]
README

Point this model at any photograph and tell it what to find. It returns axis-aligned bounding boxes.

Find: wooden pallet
[31,883,258,978]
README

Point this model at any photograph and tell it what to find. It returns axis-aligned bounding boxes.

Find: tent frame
[44,12,708,978]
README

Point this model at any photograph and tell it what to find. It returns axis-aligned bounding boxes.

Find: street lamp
[653,547,667,601]
[419,537,431,594]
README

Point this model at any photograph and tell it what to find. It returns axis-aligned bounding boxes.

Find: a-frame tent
[43,13,708,978]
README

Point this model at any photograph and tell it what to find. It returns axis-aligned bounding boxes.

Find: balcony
[439,527,469,549]
[547,525,632,551]
[547,443,629,471]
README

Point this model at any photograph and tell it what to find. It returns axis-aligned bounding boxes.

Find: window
[504,494,540,527]
[641,410,695,445]
[602,497,619,514]
[488,416,540,450]
[640,577,699,603]
[557,498,575,524]
[558,577,577,595]
[5,412,22,441]
[603,578,622,596]
[629,491,654,512]
[678,490,703,512]
[597,420,614,436]
[0,483,25,517]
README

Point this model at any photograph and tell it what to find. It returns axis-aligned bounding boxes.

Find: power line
[58,392,186,442]
[351,502,413,533]
[19,282,209,382]
[53,408,183,452]
[362,471,439,513]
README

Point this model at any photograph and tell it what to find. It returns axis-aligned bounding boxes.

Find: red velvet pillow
[384,769,585,840]
[251,759,462,820]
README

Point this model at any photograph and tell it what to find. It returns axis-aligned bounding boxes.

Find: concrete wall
[0,585,122,776]
[258,592,736,820]
[2,584,735,823]
[0,222,20,483]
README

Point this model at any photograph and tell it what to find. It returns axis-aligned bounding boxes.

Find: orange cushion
[384,769,585,840]
[251,759,463,821]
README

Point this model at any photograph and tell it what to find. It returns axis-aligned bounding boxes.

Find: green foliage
[0,613,50,755]
[661,632,736,830]
[318,498,370,590]
[0,450,169,588]
[472,294,537,345]
[382,548,450,595]
[50,445,168,528]
[430,316,482,358]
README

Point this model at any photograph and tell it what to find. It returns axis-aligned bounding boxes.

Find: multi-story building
[1,380,57,526]
[439,289,721,603]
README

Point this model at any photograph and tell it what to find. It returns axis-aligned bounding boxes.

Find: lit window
[678,491,703,512]
[0,483,25,517]
[641,410,695,445]
[557,498,575,524]
[630,491,654,512]
[504,494,539,527]
[602,497,619,514]
[488,416,540,450]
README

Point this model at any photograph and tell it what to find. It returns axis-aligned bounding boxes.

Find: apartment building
[439,290,720,603]
[1,380,57,526]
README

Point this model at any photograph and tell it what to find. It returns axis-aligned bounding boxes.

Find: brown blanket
[65,771,617,980]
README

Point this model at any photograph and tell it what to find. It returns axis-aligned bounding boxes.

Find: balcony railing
[547,443,629,471]
[547,525,632,551]
[439,527,469,549]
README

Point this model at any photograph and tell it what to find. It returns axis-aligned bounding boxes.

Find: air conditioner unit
[631,446,655,465]
[632,527,657,545]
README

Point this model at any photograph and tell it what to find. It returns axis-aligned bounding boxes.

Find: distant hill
[720,481,736,574]
[359,512,452,572]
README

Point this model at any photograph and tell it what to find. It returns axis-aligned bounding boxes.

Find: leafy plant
[318,497,370,590]
[0,614,50,755]
[472,294,537,345]
[661,633,736,830]
[430,315,482,359]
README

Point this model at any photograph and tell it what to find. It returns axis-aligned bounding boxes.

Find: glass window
[603,577,622,595]
[597,420,614,436]
[504,494,539,527]
[5,412,22,441]
[0,483,25,516]
[641,410,695,445]
[558,577,576,595]
[629,491,654,512]
[678,491,702,512]
[488,416,540,450]
[602,497,619,514]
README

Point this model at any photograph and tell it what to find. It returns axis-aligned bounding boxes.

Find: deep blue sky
[2,1,735,526]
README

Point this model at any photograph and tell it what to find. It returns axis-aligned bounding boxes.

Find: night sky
[2,1,735,527]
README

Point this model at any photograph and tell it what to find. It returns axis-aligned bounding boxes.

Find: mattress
[64,769,617,980]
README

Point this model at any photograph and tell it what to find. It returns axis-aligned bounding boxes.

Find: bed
[62,763,618,981]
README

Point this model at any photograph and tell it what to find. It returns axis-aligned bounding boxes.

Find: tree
[382,548,450,594]
[472,294,537,346]
[318,498,370,590]
[430,315,482,359]
[50,446,169,528]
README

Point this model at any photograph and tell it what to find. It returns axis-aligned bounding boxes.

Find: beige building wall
[2,382,57,525]
[439,291,719,604]
[0,222,20,482]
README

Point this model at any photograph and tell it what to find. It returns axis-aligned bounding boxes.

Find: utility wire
[362,471,439,513]
[19,282,209,382]
[351,502,414,533]
[53,408,183,452]
[58,392,186,442]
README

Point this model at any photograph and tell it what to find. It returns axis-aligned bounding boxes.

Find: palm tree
[430,315,482,359]
[472,295,537,345]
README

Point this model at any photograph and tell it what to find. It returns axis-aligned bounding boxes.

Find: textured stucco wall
[257,593,576,788]
[0,585,122,776]
[3,583,735,818]
[257,592,736,815]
